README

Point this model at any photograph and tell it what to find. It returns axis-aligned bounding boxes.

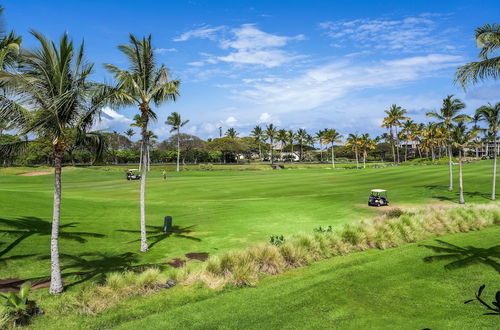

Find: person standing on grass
[162,169,167,181]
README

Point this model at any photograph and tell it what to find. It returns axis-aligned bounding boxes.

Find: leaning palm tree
[476,102,500,200]
[104,34,180,252]
[225,127,238,139]
[450,122,478,204]
[166,112,189,172]
[427,95,469,191]
[381,104,409,163]
[315,129,325,162]
[346,133,362,168]
[277,129,288,161]
[321,128,342,168]
[0,32,111,294]
[455,23,500,89]
[265,124,277,164]
[250,125,264,159]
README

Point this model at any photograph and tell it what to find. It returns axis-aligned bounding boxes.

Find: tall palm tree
[277,129,288,161]
[451,122,478,204]
[346,133,362,168]
[104,34,180,252]
[250,125,264,159]
[476,102,500,200]
[471,112,483,158]
[381,104,409,163]
[265,124,277,164]
[359,133,376,168]
[427,95,469,191]
[166,112,189,172]
[401,120,417,161]
[321,128,343,168]
[225,127,238,139]
[0,32,111,294]
[296,128,307,162]
[455,24,500,89]
[287,130,295,162]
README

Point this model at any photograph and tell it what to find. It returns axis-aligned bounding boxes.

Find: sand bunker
[19,171,53,176]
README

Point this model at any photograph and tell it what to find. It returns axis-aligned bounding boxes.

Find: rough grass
[58,204,499,316]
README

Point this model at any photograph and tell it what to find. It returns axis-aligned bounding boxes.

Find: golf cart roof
[128,169,139,171]
[371,189,386,193]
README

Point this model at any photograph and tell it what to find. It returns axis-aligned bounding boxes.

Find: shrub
[0,283,43,327]
[269,235,285,246]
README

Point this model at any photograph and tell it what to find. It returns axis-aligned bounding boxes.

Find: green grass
[30,226,500,329]
[0,161,496,283]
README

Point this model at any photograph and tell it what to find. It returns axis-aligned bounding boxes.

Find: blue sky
[3,0,500,140]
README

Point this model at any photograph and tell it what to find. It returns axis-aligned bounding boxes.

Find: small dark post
[163,216,173,233]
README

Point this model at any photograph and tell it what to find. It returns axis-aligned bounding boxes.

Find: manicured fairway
[0,161,496,284]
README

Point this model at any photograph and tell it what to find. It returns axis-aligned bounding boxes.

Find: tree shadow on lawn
[34,251,169,288]
[420,185,491,201]
[117,225,201,250]
[421,239,500,273]
[0,217,106,258]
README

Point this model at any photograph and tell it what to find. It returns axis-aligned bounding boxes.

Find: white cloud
[232,54,463,113]
[175,24,305,68]
[257,112,281,124]
[224,116,238,126]
[154,48,177,54]
[93,107,132,131]
[216,24,305,67]
[319,15,454,52]
[173,25,225,42]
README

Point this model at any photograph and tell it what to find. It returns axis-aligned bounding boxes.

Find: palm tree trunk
[492,139,497,200]
[448,144,453,191]
[331,143,335,169]
[363,151,366,168]
[49,149,64,295]
[355,147,359,168]
[404,143,408,162]
[176,129,180,172]
[395,129,400,163]
[270,138,274,165]
[459,149,464,204]
[139,146,142,171]
[300,144,303,162]
[258,143,262,160]
[291,143,294,162]
[431,148,435,161]
[140,116,149,252]
[147,144,150,172]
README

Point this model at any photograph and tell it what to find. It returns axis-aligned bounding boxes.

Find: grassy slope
[31,226,499,329]
[0,161,496,283]
[117,227,500,330]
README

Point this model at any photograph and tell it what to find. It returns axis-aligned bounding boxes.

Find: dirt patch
[0,277,52,293]
[185,252,209,262]
[166,258,186,268]
[19,171,53,176]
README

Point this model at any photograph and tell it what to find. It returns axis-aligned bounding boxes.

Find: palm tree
[0,7,21,70]
[427,95,469,191]
[476,102,500,200]
[346,133,362,168]
[265,124,277,164]
[321,128,343,168]
[401,120,416,162]
[455,24,500,89]
[359,134,376,168]
[296,128,307,162]
[124,128,135,140]
[225,127,238,139]
[277,129,288,161]
[166,112,189,172]
[381,104,409,163]
[287,130,295,162]
[104,34,180,252]
[315,129,325,162]
[471,113,483,158]
[0,32,111,294]
[250,126,264,159]
[451,122,478,204]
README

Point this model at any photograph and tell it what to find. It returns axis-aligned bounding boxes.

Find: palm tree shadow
[117,225,201,249]
[35,251,168,288]
[420,185,491,201]
[0,217,106,258]
[421,239,500,273]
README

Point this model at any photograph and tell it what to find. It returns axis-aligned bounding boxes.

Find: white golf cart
[368,189,389,207]
[126,169,141,181]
